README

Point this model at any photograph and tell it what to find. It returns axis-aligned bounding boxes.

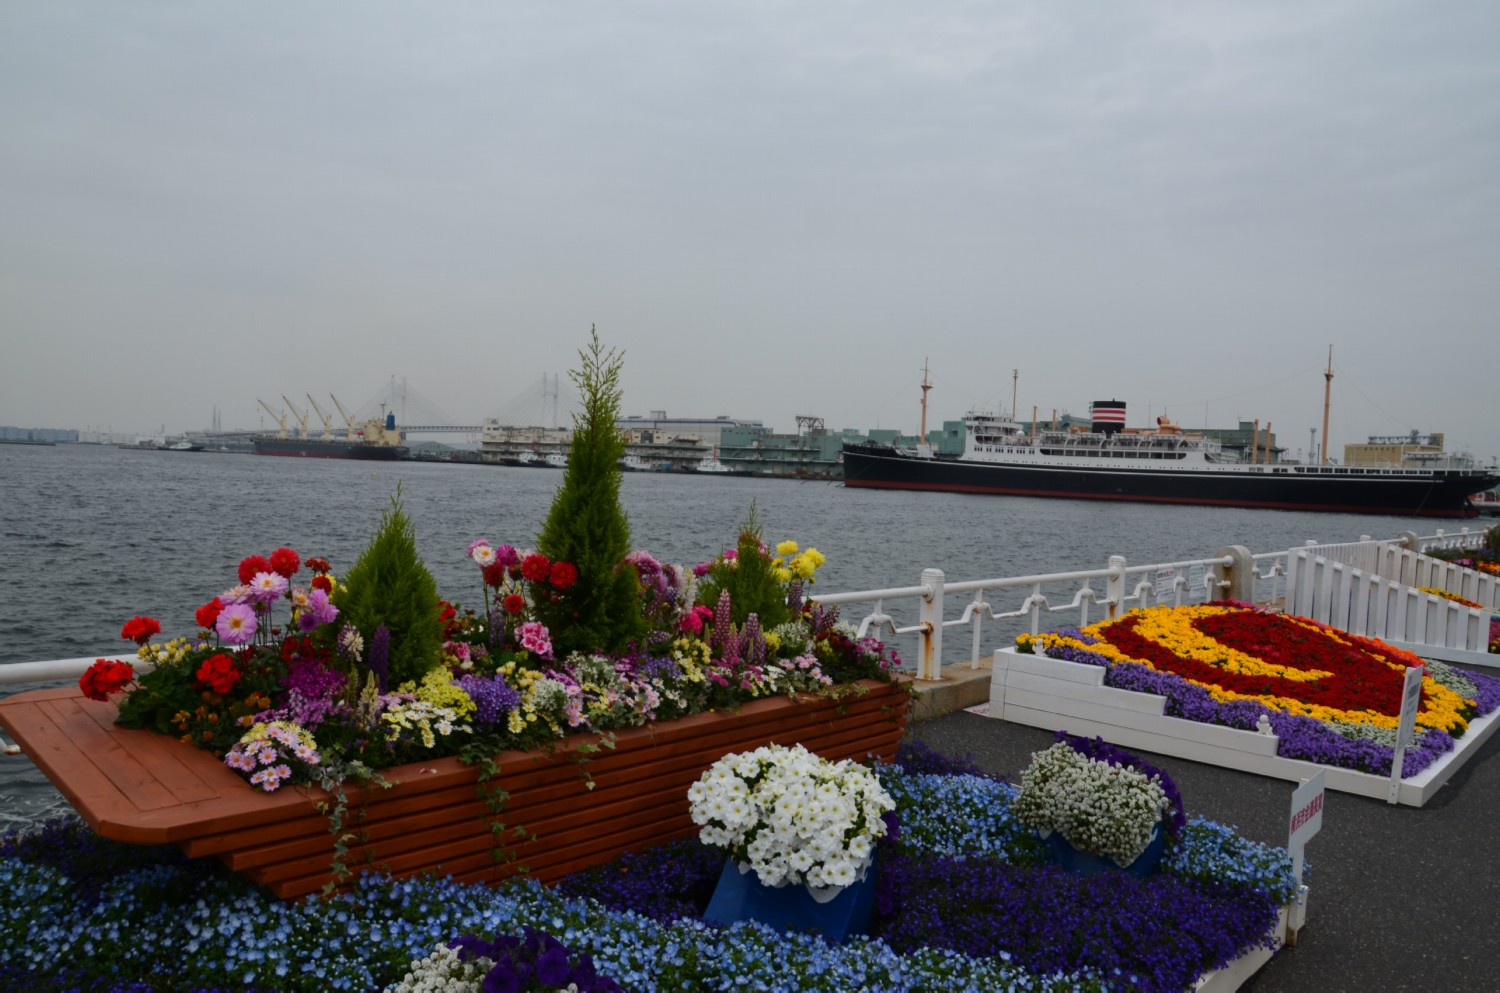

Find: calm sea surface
[0,442,1451,827]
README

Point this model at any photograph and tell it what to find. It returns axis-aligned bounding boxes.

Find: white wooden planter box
[1193,905,1292,992]
[988,648,1500,807]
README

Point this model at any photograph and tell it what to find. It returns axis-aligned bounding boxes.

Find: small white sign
[1395,665,1424,751]
[1287,770,1325,898]
[1153,566,1177,598]
[1288,770,1326,856]
[1387,665,1425,804]
[1187,564,1207,600]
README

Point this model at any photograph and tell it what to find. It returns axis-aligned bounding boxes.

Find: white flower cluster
[385,942,492,993]
[687,743,894,895]
[1010,742,1170,866]
[382,943,583,993]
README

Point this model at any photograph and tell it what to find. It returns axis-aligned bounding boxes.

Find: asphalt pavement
[910,708,1500,993]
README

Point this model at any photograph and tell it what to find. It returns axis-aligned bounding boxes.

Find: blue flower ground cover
[0,745,1298,993]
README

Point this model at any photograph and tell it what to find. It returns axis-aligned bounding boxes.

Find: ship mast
[914,359,934,457]
[1320,346,1333,465]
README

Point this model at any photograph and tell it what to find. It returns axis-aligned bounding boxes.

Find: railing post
[1214,545,1254,603]
[1105,556,1127,619]
[917,567,945,681]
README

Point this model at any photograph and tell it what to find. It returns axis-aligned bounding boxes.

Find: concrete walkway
[910,672,1500,993]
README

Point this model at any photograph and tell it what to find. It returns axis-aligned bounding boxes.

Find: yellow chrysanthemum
[776,540,799,557]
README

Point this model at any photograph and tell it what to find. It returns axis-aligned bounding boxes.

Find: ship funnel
[1090,400,1127,436]
[385,412,396,430]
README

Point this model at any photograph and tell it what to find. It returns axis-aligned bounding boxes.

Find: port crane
[329,393,363,440]
[281,395,311,440]
[256,399,289,439]
[305,394,337,440]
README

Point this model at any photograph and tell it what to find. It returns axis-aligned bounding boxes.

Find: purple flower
[368,623,391,691]
[494,544,521,568]
[459,673,521,728]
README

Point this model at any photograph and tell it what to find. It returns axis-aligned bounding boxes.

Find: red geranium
[120,615,161,645]
[238,554,273,585]
[269,546,301,578]
[503,593,527,615]
[483,562,509,587]
[79,659,135,701]
[549,561,579,590]
[196,653,241,695]
[195,597,224,630]
[310,574,333,594]
[521,553,552,583]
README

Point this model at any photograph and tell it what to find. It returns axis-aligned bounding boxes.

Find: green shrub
[336,490,444,687]
[533,327,645,657]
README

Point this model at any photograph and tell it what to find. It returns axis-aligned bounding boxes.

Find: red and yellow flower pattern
[1037,604,1477,734]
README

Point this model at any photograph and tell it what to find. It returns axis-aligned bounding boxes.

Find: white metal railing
[815,551,1252,680]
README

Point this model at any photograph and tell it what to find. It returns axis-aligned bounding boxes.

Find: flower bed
[0,743,1299,993]
[995,601,1500,803]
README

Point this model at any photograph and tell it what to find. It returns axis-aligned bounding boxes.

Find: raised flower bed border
[988,647,1500,806]
[0,677,909,900]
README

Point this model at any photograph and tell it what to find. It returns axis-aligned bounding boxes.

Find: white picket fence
[1285,529,1496,668]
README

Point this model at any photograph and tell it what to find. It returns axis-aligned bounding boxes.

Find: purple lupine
[713,590,734,657]
[742,612,765,667]
[368,623,391,692]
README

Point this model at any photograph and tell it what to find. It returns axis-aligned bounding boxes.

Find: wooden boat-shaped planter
[1,678,910,900]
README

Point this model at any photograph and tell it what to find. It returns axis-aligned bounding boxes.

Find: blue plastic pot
[701,857,878,941]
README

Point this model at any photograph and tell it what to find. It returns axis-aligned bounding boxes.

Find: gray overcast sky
[2,1,1496,460]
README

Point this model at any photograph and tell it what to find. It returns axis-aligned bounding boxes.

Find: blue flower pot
[1042,824,1165,878]
[702,858,878,941]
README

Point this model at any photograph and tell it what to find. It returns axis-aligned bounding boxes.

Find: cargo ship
[842,378,1498,518]
[253,409,408,461]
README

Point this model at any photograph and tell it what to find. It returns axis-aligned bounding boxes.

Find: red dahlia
[520,553,552,583]
[238,554,273,585]
[269,547,301,578]
[549,561,579,590]
[483,562,508,587]
[503,593,527,615]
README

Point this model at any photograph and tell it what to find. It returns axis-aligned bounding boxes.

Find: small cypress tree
[534,326,645,657]
[337,490,444,688]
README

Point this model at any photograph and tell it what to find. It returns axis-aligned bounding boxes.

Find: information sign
[1152,567,1176,598]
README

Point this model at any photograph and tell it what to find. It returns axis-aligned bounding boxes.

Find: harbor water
[0,442,1453,829]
